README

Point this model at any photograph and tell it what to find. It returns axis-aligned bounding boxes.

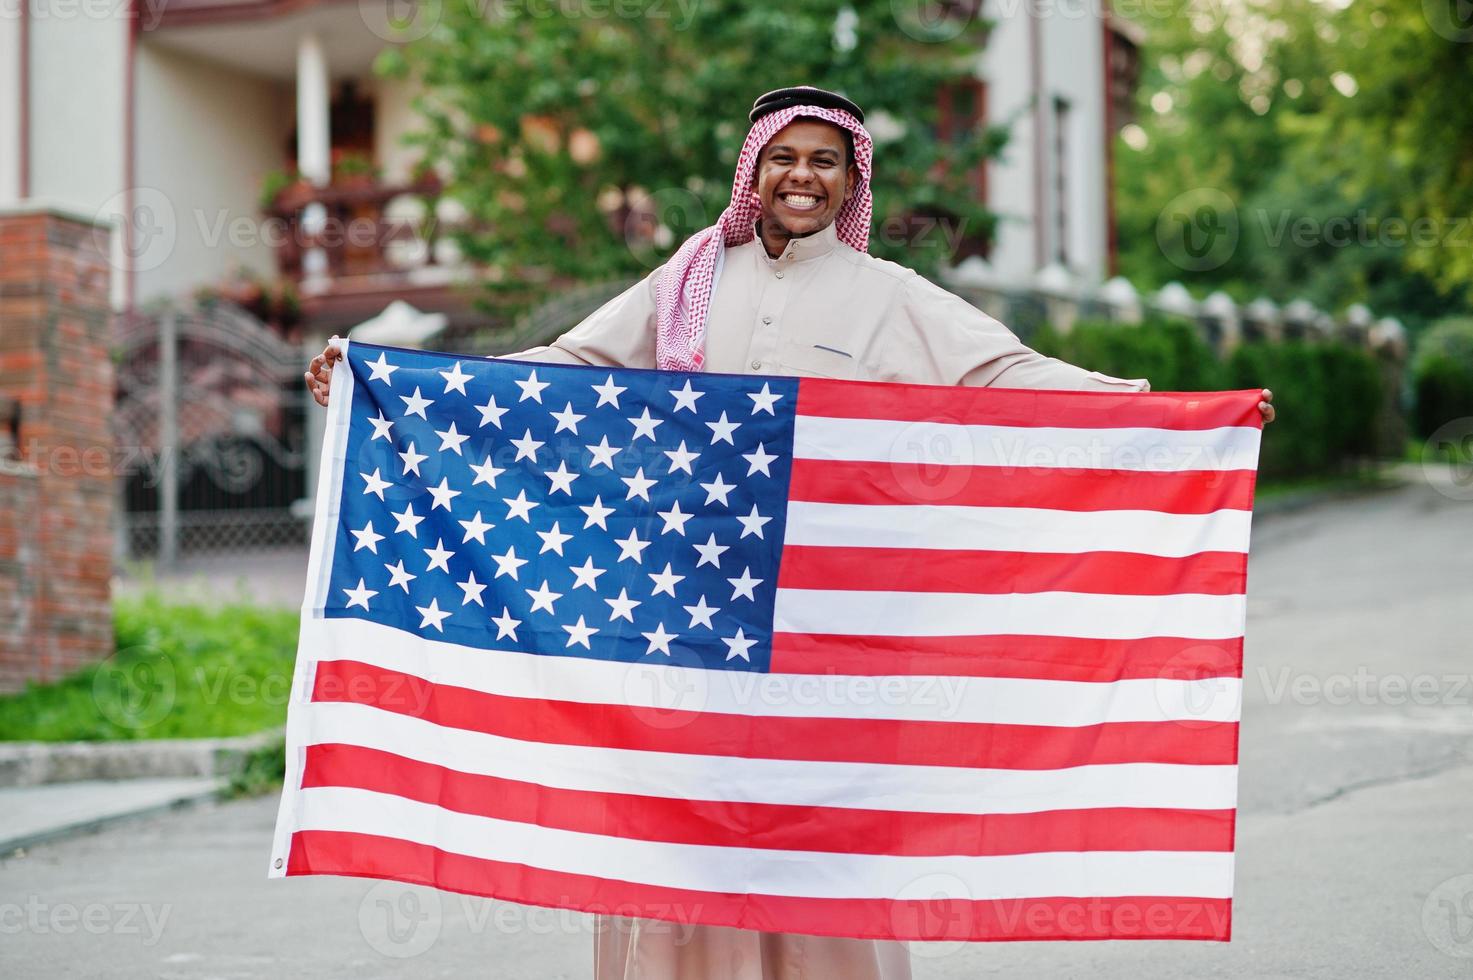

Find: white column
[296,33,330,284]
[0,13,22,204]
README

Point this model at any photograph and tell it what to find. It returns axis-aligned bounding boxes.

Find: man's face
[753,119,857,239]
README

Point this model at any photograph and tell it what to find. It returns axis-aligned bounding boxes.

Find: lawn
[0,594,299,741]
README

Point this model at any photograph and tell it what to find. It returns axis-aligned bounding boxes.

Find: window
[1052,96,1071,267]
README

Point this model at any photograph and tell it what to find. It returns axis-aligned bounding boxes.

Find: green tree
[379,1,1002,309]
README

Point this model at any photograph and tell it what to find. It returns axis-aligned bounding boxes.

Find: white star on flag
[398,443,427,477]
[525,580,562,614]
[515,370,549,403]
[511,429,544,462]
[649,563,684,598]
[586,436,621,469]
[502,490,539,523]
[728,567,763,601]
[366,352,398,384]
[579,495,614,530]
[385,559,416,592]
[368,411,394,441]
[457,570,487,606]
[670,380,704,413]
[491,606,520,641]
[642,622,676,656]
[622,467,656,502]
[391,504,424,537]
[692,533,728,568]
[439,361,473,395]
[683,595,719,629]
[399,386,432,419]
[361,468,391,500]
[416,597,451,632]
[476,395,508,429]
[592,374,626,408]
[427,477,461,511]
[737,504,771,539]
[457,511,493,545]
[664,441,701,475]
[491,545,527,580]
[343,578,377,610]
[351,521,385,554]
[748,382,782,415]
[543,461,579,496]
[423,538,453,573]
[569,556,607,591]
[562,616,598,650]
[605,588,641,623]
[743,443,778,477]
[614,529,650,564]
[706,411,740,445]
[628,408,663,442]
[700,473,735,507]
[551,402,585,434]
[435,421,469,456]
[536,522,572,556]
[469,456,505,489]
[722,627,757,662]
[657,500,693,536]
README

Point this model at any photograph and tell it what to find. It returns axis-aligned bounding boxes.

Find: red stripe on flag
[776,545,1248,596]
[287,830,1233,941]
[769,634,1243,681]
[311,660,1240,769]
[302,743,1237,856]
[796,379,1262,431]
[787,458,1256,513]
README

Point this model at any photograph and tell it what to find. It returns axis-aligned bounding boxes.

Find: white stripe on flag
[303,702,1242,814]
[300,618,1243,726]
[782,501,1253,557]
[793,415,1262,473]
[772,588,1248,642]
[295,785,1238,900]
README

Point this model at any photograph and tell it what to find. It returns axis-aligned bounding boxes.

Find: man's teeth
[783,194,820,207]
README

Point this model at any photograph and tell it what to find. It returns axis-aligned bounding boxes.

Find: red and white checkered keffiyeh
[654,103,874,372]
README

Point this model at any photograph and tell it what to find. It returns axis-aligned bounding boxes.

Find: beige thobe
[509,220,1148,980]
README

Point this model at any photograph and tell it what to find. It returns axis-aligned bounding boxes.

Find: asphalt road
[5,475,1472,979]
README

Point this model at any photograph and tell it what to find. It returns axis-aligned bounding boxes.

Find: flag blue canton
[323,343,799,673]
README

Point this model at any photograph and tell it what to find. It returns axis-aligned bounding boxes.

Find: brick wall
[0,207,115,692]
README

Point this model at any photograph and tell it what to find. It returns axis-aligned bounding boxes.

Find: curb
[1,779,227,856]
[0,728,283,788]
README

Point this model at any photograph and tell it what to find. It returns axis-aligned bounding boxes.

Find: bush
[1412,317,1473,438]
[0,594,299,741]
[1034,317,1387,481]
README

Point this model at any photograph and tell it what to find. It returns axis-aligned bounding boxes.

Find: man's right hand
[305,343,342,407]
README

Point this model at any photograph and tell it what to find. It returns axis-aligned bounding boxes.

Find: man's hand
[1259,388,1276,425]
[305,343,342,408]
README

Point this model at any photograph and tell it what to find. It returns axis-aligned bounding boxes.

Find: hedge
[1411,317,1473,438]
[1030,317,1393,480]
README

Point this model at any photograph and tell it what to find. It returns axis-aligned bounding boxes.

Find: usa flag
[269,340,1263,942]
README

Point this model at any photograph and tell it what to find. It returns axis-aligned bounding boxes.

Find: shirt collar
[750,218,843,264]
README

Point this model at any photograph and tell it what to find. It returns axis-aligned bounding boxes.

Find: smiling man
[306,85,1272,980]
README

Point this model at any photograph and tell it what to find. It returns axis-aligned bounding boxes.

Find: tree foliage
[380,1,1002,308]
[1114,0,1473,330]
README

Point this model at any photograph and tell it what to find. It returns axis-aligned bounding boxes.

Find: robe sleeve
[503,265,663,369]
[893,273,1151,392]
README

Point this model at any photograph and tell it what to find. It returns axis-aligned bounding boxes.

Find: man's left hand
[1259,388,1276,425]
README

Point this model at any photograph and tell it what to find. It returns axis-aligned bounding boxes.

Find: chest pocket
[771,338,862,380]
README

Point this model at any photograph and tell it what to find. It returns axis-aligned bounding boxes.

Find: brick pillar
[0,206,115,692]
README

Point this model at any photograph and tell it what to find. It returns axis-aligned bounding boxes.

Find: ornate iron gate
[113,301,310,567]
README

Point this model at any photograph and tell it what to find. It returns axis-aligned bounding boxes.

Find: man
[306,86,1274,979]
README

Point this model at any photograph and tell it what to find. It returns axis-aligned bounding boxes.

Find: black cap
[749,86,864,124]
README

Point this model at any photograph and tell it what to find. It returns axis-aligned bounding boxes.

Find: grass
[0,594,299,742]
[1255,464,1403,502]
